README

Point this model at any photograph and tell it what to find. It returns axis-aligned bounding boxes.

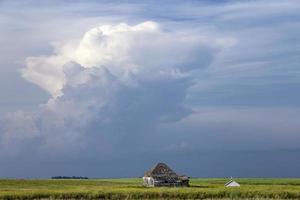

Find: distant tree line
[51,176,88,179]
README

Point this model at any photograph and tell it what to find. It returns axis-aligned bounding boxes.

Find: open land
[0,178,300,199]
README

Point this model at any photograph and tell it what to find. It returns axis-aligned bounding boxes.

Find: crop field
[0,178,300,199]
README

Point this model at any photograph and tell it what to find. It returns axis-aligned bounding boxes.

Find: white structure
[143,177,155,187]
[143,163,189,187]
[225,179,240,187]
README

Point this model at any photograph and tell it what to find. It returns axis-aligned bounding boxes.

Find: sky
[0,0,300,178]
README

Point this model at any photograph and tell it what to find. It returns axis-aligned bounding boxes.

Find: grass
[0,178,300,199]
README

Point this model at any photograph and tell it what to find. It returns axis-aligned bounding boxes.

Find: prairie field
[0,178,300,199]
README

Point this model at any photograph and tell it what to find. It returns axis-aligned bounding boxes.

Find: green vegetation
[0,178,300,199]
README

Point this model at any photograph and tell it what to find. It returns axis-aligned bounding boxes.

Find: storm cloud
[0,21,227,161]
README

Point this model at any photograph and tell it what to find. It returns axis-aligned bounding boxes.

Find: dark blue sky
[0,0,300,178]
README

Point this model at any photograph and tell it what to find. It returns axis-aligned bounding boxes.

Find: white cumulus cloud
[22,21,225,97]
[1,21,230,157]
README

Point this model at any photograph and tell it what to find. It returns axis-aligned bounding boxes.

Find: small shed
[225,179,240,187]
[143,162,189,187]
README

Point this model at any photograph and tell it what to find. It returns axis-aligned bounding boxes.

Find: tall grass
[0,178,299,199]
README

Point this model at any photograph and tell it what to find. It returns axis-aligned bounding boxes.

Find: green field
[0,178,300,199]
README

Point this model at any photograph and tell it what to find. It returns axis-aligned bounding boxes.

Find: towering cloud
[1,22,228,158]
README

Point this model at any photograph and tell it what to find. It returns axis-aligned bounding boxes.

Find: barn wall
[143,176,189,187]
[143,177,154,187]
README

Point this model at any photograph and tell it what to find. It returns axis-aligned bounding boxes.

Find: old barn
[143,163,189,187]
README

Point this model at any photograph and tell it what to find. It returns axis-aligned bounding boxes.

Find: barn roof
[144,162,178,178]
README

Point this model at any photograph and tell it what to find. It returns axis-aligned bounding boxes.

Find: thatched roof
[144,163,178,178]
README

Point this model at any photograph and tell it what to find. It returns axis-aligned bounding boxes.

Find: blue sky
[0,0,300,178]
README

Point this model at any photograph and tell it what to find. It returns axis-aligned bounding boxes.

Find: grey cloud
[0,63,192,161]
[158,107,300,152]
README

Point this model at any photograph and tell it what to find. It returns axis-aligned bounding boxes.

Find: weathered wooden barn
[143,162,189,187]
